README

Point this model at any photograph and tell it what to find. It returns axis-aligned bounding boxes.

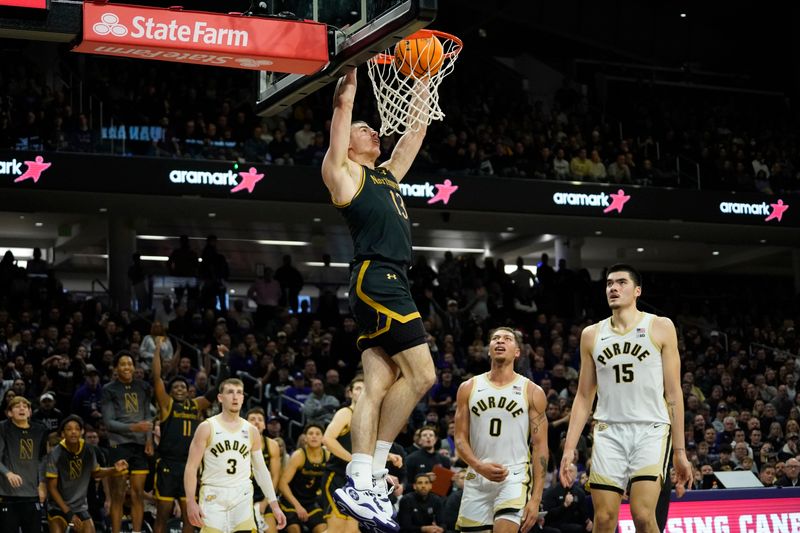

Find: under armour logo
[386,274,397,280]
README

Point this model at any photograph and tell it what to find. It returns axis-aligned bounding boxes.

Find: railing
[676,155,702,190]
[749,342,795,360]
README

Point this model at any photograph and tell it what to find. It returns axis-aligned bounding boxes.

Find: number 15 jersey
[201,415,253,488]
[592,312,670,425]
[468,373,531,468]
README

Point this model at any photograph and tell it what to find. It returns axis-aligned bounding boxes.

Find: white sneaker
[333,476,399,533]
[371,469,397,518]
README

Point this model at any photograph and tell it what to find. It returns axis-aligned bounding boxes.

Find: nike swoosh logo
[600,336,613,341]
[476,388,487,392]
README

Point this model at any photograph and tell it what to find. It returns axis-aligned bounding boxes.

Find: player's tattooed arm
[531,411,547,434]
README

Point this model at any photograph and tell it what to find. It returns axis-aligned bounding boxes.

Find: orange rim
[371,29,462,65]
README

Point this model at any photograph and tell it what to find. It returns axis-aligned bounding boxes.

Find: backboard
[255,0,436,116]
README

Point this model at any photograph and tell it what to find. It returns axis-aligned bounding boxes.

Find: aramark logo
[552,188,631,214]
[719,199,789,222]
[93,11,249,47]
[169,166,263,194]
[1,155,52,183]
[399,179,459,205]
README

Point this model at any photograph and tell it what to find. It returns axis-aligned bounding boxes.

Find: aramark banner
[73,2,328,73]
[1,151,798,228]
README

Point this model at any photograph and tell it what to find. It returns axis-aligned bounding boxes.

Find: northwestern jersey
[326,408,352,475]
[592,312,670,425]
[335,165,413,265]
[287,447,329,505]
[0,420,49,498]
[201,415,253,489]
[468,373,531,468]
[101,379,152,446]
[158,398,202,461]
[45,439,100,513]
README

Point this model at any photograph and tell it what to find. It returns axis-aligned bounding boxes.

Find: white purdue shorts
[456,463,530,531]
[589,421,671,494]
[199,484,256,533]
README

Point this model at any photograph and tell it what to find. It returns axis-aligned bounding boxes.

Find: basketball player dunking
[454,327,548,533]
[323,68,435,533]
[559,264,692,533]
[184,378,286,533]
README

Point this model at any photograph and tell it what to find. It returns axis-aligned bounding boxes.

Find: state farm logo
[91,11,250,47]
[1,155,51,184]
[719,199,789,223]
[169,166,263,194]
[93,13,128,37]
[552,189,631,214]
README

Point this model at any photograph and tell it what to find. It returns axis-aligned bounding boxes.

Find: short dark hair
[246,407,266,419]
[607,263,642,287]
[167,376,189,392]
[59,414,85,433]
[304,422,324,434]
[113,350,133,368]
[489,327,523,348]
[414,473,432,483]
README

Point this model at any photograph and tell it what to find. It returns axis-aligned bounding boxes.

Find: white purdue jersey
[201,415,254,488]
[592,312,670,424]
[468,373,530,468]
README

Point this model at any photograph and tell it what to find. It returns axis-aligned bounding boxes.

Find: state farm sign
[74,3,328,74]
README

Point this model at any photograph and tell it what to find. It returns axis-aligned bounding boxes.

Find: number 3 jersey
[592,312,670,425]
[201,415,253,488]
[468,373,531,468]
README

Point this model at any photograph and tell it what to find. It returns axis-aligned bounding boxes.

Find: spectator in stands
[140,321,173,372]
[398,474,444,533]
[302,378,340,425]
[441,469,465,533]
[775,457,800,487]
[542,463,590,533]
[759,465,777,487]
[269,128,295,165]
[199,235,230,312]
[569,148,592,180]
[248,268,281,337]
[274,255,304,314]
[243,125,270,163]
[552,148,570,180]
[32,391,63,432]
[167,235,199,309]
[404,426,451,492]
[607,154,631,184]
[71,364,103,427]
[283,372,311,421]
[324,369,345,403]
[588,150,606,181]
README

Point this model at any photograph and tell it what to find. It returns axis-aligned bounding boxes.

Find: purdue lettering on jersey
[469,395,525,418]
[209,439,250,459]
[468,373,531,468]
[592,313,670,424]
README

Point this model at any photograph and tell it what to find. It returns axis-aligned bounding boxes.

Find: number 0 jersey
[335,165,412,265]
[201,415,253,488]
[468,373,530,468]
[592,312,670,425]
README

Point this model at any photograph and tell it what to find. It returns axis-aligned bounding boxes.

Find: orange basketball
[394,34,444,78]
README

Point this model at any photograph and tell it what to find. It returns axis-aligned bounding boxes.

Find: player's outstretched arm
[382,77,430,182]
[322,68,359,202]
[521,382,549,533]
[184,420,210,528]
[323,407,353,463]
[658,316,692,492]
[560,324,598,488]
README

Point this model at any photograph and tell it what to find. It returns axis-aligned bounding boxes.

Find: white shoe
[333,476,399,533]
[372,469,397,519]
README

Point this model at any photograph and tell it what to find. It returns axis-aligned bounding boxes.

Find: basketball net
[367,29,462,136]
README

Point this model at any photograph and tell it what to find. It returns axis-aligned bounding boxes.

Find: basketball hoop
[367,29,462,136]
